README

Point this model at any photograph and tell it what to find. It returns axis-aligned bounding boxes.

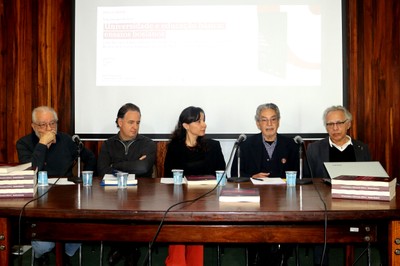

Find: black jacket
[304,137,371,178]
[231,133,299,178]
[16,132,96,177]
[97,134,156,177]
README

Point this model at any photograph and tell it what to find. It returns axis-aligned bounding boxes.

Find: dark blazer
[305,137,371,178]
[230,133,299,178]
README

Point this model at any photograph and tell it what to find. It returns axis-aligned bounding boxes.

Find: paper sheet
[48,178,76,185]
[250,177,286,185]
[160,177,188,184]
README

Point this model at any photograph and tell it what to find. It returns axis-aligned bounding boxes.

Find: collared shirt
[329,135,353,151]
[262,135,277,159]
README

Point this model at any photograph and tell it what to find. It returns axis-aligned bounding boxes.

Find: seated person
[231,103,299,266]
[231,103,299,179]
[164,106,226,266]
[304,105,371,266]
[97,103,156,266]
[16,106,96,266]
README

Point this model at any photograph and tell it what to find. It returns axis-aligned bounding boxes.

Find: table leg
[55,242,64,266]
[345,244,354,266]
[389,220,400,266]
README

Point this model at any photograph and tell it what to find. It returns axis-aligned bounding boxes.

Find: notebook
[324,161,389,179]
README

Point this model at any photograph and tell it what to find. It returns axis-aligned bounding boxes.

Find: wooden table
[0,178,399,265]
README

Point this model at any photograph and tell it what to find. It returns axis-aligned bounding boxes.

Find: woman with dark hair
[164,106,226,266]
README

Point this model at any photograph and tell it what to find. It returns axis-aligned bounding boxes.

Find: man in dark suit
[231,103,299,178]
[304,105,371,266]
[230,103,299,266]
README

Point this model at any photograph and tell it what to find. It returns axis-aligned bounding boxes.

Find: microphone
[294,135,303,144]
[72,135,83,146]
[293,135,312,185]
[235,134,247,145]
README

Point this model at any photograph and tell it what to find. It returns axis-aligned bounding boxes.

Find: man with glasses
[17,105,96,177]
[231,102,299,179]
[305,105,371,266]
[305,105,371,179]
[16,106,96,265]
[230,103,298,266]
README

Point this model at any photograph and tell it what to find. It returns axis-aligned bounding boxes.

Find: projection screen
[73,0,345,140]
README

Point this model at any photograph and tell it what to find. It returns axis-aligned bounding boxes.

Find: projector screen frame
[71,0,348,141]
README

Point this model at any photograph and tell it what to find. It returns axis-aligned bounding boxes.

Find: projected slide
[74,1,342,137]
[96,5,321,86]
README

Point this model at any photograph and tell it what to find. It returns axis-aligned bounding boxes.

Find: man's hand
[252,172,270,178]
[139,155,147,160]
[39,131,56,147]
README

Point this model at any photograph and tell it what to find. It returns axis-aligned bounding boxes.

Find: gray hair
[322,105,352,125]
[254,103,281,121]
[32,106,58,123]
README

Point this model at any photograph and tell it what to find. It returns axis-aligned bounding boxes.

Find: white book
[0,162,33,174]
[101,174,137,186]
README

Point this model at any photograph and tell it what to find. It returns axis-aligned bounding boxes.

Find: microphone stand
[237,146,241,178]
[68,143,83,183]
[297,142,312,185]
[228,143,250,183]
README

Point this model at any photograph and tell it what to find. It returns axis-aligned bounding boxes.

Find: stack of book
[331,175,397,201]
[0,162,37,198]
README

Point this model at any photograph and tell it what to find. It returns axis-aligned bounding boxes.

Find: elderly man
[17,106,96,265]
[231,102,299,178]
[305,105,371,178]
[230,103,298,266]
[305,105,371,266]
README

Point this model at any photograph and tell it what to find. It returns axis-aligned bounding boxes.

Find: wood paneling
[346,0,400,178]
[0,0,6,162]
[0,0,399,179]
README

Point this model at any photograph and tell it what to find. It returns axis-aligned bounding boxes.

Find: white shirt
[329,135,353,151]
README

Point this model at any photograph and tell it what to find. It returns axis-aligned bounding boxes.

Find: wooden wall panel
[347,0,400,178]
[3,0,37,163]
[37,0,72,133]
[0,0,7,162]
[0,0,399,179]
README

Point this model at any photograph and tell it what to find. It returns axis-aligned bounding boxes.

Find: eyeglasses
[35,120,58,129]
[259,117,278,124]
[326,119,348,128]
